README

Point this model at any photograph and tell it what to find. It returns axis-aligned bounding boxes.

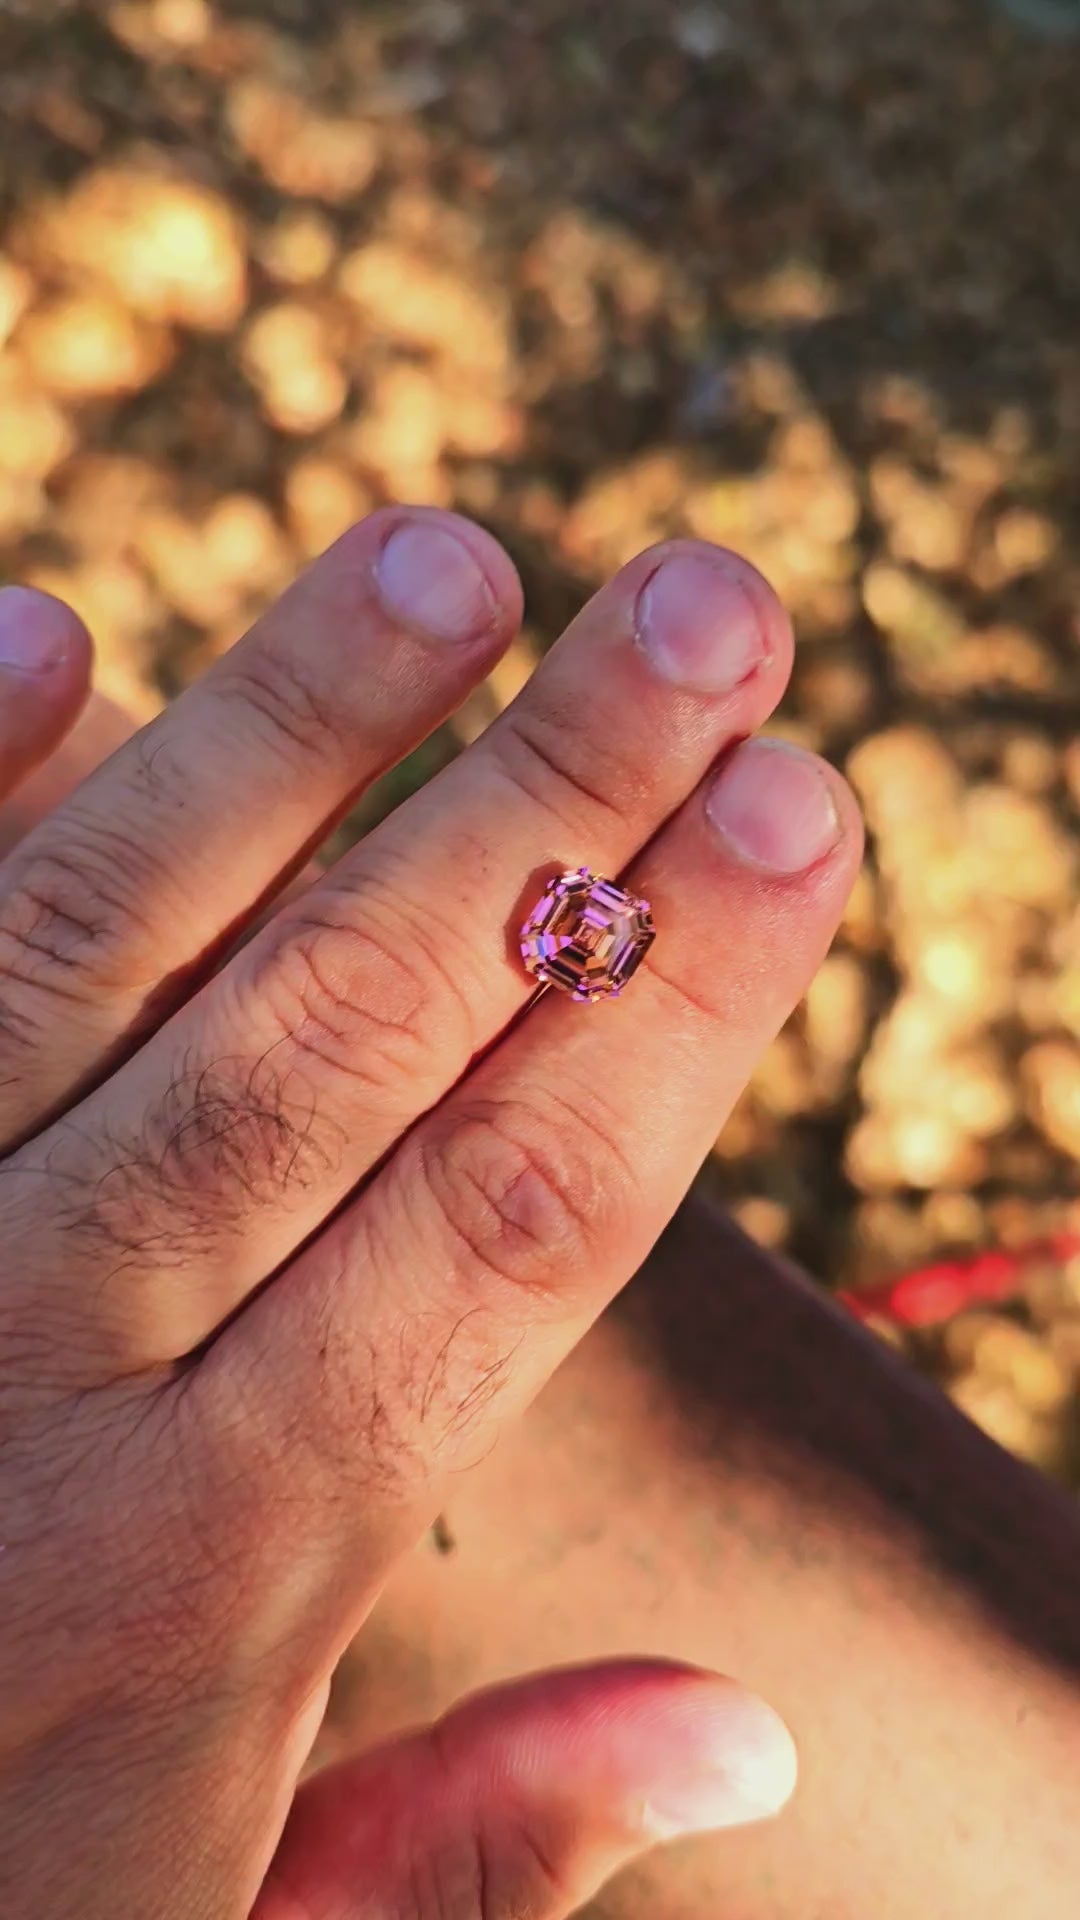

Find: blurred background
[0,0,1078,1482]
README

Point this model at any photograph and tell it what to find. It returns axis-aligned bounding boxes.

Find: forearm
[348,1192,1080,1918]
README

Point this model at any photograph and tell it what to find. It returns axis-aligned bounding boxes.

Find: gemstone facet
[519,869,656,1002]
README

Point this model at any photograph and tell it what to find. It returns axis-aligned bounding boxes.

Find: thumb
[255,1658,797,1920]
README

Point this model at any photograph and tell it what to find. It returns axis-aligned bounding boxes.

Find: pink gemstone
[520,868,656,1002]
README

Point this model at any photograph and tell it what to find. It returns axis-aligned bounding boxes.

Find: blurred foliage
[0,0,1078,1477]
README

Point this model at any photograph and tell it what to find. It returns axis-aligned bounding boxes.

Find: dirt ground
[0,0,1078,1481]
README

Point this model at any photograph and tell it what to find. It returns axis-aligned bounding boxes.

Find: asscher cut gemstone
[520,868,656,1002]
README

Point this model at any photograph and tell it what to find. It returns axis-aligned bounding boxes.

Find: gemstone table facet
[519,869,656,1001]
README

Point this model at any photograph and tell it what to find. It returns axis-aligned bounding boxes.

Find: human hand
[0,510,860,1918]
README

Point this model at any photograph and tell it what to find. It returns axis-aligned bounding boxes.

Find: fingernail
[376,521,497,643]
[706,738,841,873]
[643,1691,798,1838]
[0,586,72,675]
[635,553,768,693]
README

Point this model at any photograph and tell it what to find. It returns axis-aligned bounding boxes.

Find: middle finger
[13,541,792,1377]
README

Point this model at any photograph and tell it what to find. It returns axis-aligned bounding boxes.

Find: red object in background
[839,1235,1080,1329]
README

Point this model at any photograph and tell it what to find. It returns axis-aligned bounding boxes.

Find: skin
[4,538,1079,1917]
[355,1198,1080,1918]
[0,511,860,1918]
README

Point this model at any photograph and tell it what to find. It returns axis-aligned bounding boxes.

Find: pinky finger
[255,1660,797,1920]
[0,587,93,804]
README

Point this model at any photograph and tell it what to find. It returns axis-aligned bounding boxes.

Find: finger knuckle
[493,701,631,836]
[257,893,474,1113]
[418,1091,626,1309]
[221,648,352,771]
[0,736,214,1048]
[0,827,154,1004]
[474,1817,569,1920]
[412,1727,571,1920]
